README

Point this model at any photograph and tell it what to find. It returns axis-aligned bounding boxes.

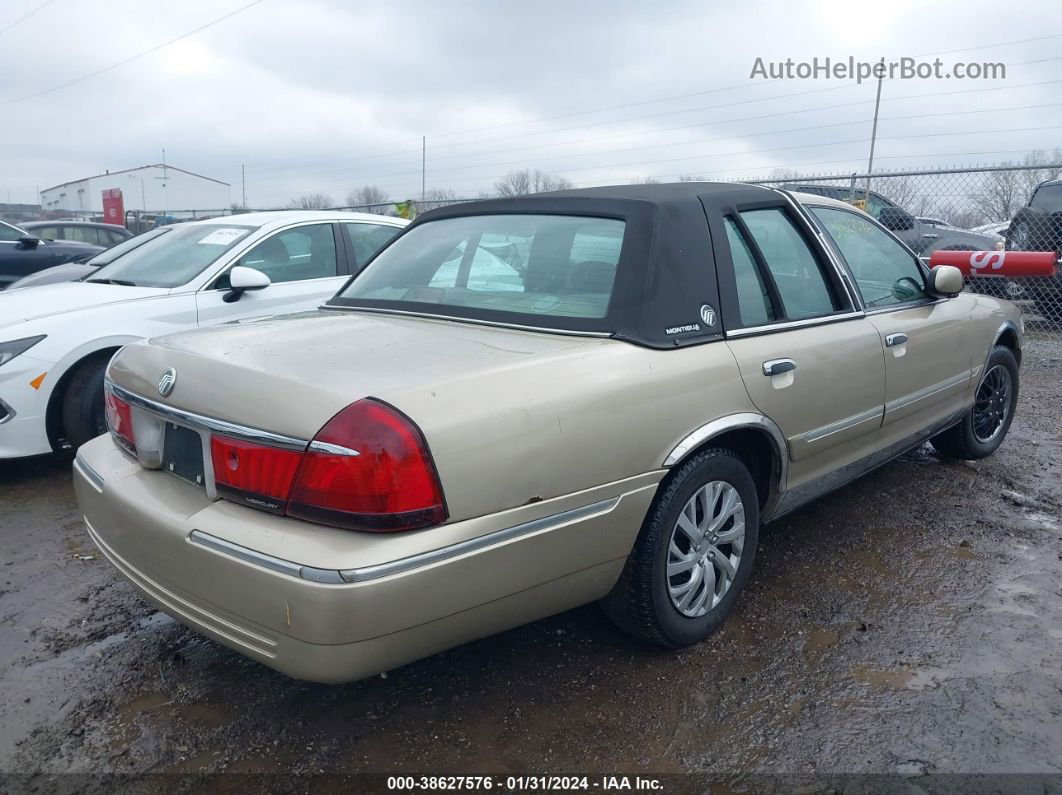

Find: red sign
[102,188,125,226]
[928,249,1057,277]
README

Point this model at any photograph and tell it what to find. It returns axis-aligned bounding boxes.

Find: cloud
[0,0,1060,208]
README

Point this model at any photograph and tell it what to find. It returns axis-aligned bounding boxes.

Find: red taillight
[287,399,448,532]
[210,435,302,514]
[105,391,135,453]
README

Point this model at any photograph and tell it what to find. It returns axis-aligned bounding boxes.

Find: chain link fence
[743,164,1062,335]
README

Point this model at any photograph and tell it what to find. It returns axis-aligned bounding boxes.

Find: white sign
[197,228,249,246]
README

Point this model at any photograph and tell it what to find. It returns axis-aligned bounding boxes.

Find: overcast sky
[1,0,1061,208]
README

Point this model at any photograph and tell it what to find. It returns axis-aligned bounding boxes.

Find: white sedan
[0,210,406,459]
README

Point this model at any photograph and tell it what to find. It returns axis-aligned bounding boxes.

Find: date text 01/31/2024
[386,776,665,791]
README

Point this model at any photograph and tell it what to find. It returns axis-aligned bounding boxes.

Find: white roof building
[40,164,231,215]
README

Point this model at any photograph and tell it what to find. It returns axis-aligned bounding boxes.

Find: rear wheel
[602,448,759,648]
[931,345,1018,460]
[60,355,110,452]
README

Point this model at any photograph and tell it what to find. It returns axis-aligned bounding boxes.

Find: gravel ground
[0,339,1059,793]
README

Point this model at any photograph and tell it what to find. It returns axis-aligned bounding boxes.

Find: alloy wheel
[666,481,745,618]
[973,364,1012,443]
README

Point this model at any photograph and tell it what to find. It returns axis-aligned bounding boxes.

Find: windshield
[1031,183,1062,213]
[333,214,625,325]
[0,220,27,241]
[88,224,258,287]
[83,227,173,268]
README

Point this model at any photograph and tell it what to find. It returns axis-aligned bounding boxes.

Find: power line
[0,0,58,36]
[0,0,267,105]
[246,35,1062,172]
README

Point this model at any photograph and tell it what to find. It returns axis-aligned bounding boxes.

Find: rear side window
[32,225,59,240]
[724,218,775,327]
[342,223,402,269]
[739,208,840,321]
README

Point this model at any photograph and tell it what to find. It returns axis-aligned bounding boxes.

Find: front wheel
[602,448,759,648]
[60,356,110,452]
[931,345,1019,460]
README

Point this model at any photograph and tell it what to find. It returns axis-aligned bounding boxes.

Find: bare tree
[494,169,573,196]
[631,176,661,184]
[346,185,390,211]
[286,192,334,210]
[678,174,706,182]
[419,187,461,212]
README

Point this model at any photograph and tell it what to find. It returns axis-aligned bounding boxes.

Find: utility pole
[242,164,246,208]
[863,58,885,207]
[421,136,426,201]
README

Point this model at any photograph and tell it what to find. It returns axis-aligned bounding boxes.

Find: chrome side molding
[187,497,621,586]
[74,455,105,492]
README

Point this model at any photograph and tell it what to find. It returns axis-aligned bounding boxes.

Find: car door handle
[762,358,796,376]
[886,333,909,347]
[921,233,939,239]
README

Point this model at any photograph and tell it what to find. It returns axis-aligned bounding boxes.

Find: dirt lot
[1,340,1060,793]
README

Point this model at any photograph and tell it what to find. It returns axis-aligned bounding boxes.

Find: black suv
[0,219,103,289]
[1005,180,1062,321]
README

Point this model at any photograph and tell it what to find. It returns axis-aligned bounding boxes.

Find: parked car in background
[0,211,405,459]
[21,220,133,248]
[1005,179,1062,321]
[783,184,1012,298]
[6,228,173,290]
[0,219,103,289]
[972,220,1012,238]
[73,183,1023,683]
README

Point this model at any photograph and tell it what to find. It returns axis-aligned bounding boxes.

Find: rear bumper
[74,435,659,683]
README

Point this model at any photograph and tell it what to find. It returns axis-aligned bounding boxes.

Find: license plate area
[162,422,206,488]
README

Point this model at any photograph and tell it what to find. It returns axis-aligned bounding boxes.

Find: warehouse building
[39,164,230,215]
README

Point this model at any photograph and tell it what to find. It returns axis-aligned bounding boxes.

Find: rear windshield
[333,214,625,324]
[1031,183,1062,213]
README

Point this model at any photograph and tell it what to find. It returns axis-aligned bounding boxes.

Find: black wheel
[1004,209,1052,252]
[602,448,759,648]
[931,345,1019,460]
[1034,293,1062,323]
[60,355,110,451]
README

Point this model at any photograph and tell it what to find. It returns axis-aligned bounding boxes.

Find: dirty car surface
[73,183,1026,683]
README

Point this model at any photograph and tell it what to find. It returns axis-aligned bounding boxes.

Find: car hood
[0,280,166,330]
[109,309,607,441]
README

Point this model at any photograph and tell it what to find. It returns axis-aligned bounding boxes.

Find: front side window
[811,206,929,308]
[66,226,101,245]
[336,214,624,321]
[739,208,840,320]
[31,226,59,240]
[238,224,338,284]
[342,223,403,269]
[88,224,257,288]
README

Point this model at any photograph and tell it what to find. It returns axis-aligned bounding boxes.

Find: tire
[60,355,110,452]
[930,345,1019,460]
[602,448,760,648]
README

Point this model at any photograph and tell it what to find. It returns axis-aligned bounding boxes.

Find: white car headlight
[0,335,46,368]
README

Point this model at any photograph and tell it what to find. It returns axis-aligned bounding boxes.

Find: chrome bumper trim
[106,380,310,452]
[340,497,620,583]
[74,455,105,492]
[187,497,621,586]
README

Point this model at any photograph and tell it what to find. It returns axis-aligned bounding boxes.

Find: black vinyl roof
[339,182,786,349]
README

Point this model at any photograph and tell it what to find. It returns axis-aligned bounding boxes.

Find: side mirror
[878,207,915,231]
[223,265,271,303]
[18,235,40,248]
[929,265,963,297]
